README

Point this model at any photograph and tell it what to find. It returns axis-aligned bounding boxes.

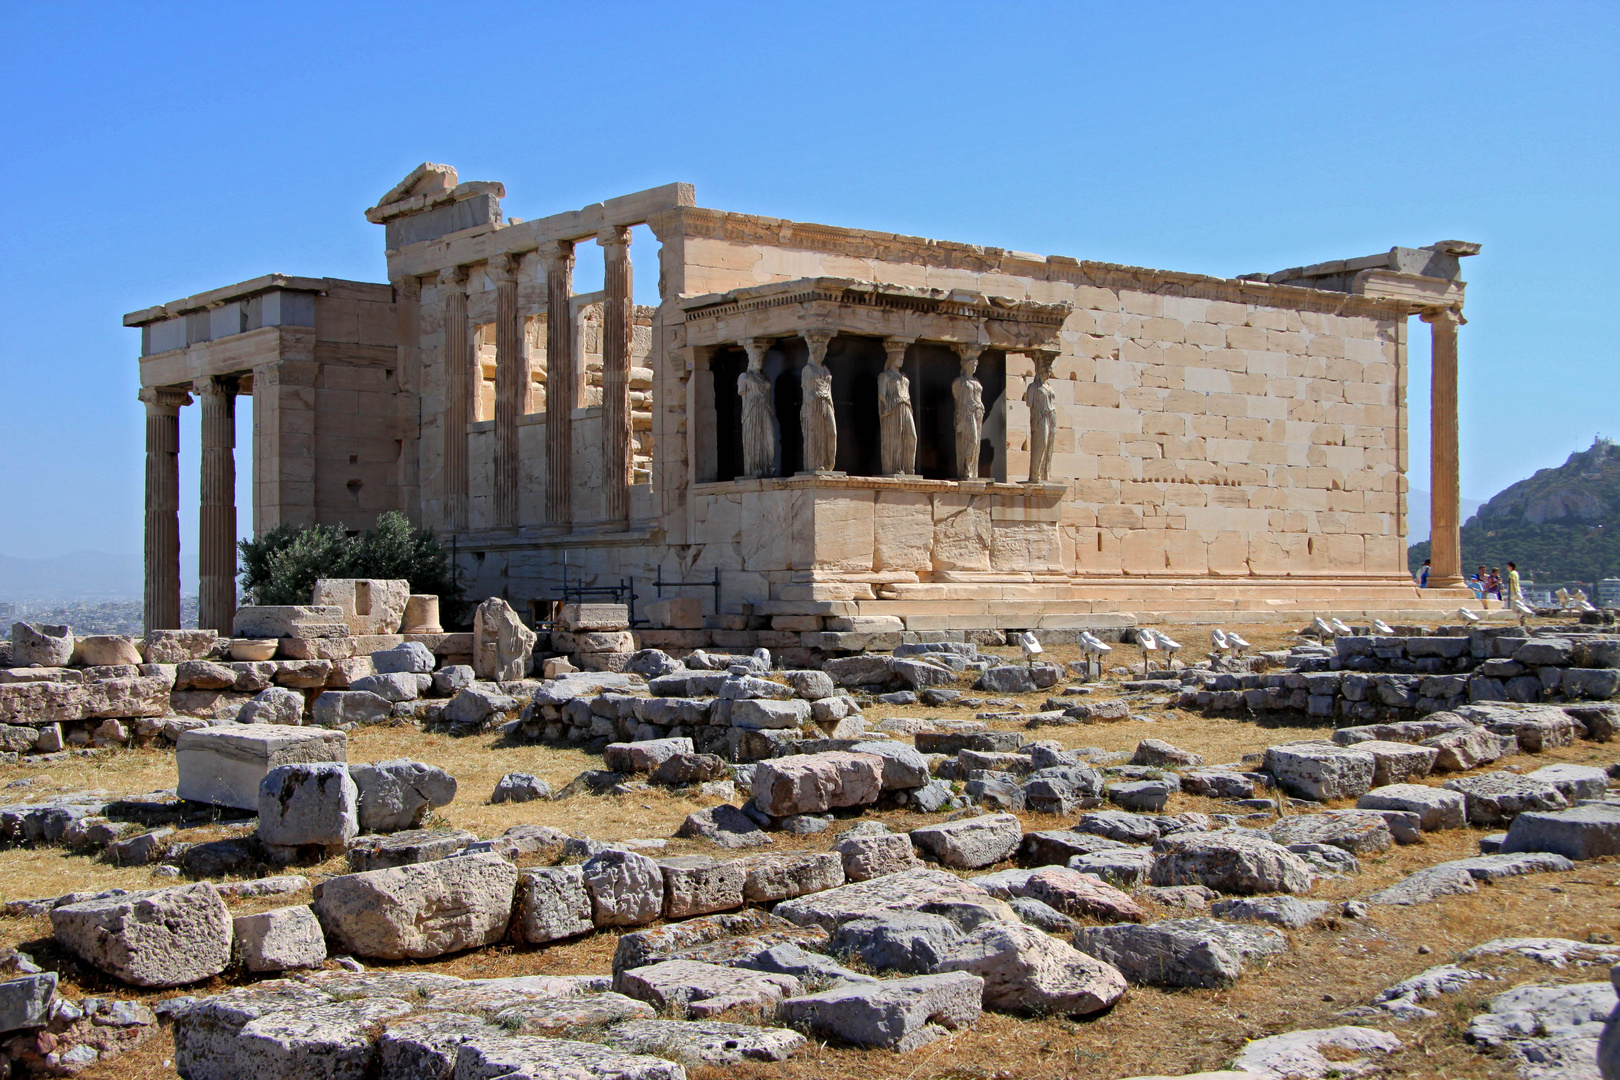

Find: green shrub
[237,512,466,625]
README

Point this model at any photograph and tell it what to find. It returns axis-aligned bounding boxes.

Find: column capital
[951,341,985,364]
[540,238,576,264]
[882,336,911,365]
[192,374,239,397]
[1421,305,1464,326]
[596,224,632,248]
[438,264,470,289]
[743,338,772,366]
[489,254,516,283]
[802,328,835,359]
[138,386,191,413]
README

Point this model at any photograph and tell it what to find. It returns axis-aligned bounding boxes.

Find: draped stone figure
[801,330,837,473]
[952,344,985,480]
[738,338,777,478]
[878,339,917,476]
[1024,351,1058,483]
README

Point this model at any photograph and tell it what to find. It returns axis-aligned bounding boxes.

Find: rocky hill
[1410,436,1620,585]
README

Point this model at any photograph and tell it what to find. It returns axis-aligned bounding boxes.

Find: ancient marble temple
[127,164,1478,636]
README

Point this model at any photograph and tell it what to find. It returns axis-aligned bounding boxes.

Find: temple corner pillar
[1422,305,1465,588]
[140,386,190,633]
[194,374,239,635]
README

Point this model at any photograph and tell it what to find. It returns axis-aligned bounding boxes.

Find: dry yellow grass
[0,615,1611,1079]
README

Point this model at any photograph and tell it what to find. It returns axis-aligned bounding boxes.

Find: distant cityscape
[0,597,200,635]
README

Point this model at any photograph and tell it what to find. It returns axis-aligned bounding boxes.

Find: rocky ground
[1,621,1618,1079]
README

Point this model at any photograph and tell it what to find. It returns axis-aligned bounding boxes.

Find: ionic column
[1423,307,1464,587]
[441,266,470,530]
[195,375,239,635]
[493,255,523,528]
[544,241,576,526]
[140,386,189,633]
[599,226,633,527]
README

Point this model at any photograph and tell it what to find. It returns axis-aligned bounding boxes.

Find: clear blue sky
[1,2,1614,590]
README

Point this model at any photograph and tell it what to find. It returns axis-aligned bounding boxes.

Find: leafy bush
[238,512,466,625]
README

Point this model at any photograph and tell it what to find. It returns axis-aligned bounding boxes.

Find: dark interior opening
[710,346,746,482]
[910,342,960,479]
[827,334,884,476]
[978,349,1007,482]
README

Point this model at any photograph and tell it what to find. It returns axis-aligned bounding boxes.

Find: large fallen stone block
[774,866,1015,932]
[582,849,664,927]
[1367,864,1480,905]
[311,689,393,727]
[11,623,72,667]
[345,828,475,872]
[349,758,457,832]
[780,972,984,1052]
[1357,784,1467,830]
[676,804,773,850]
[237,686,306,725]
[177,724,347,810]
[141,628,218,664]
[835,832,920,881]
[830,911,964,974]
[1210,895,1331,930]
[1422,726,1505,771]
[1075,809,1162,844]
[258,762,358,859]
[1150,830,1314,895]
[611,910,825,974]
[371,641,435,674]
[1352,740,1439,786]
[604,1017,805,1065]
[910,814,1022,869]
[516,866,594,943]
[751,752,884,817]
[0,972,55,1034]
[1502,804,1620,861]
[936,920,1127,1017]
[231,905,327,972]
[213,996,414,1080]
[51,883,231,986]
[616,959,800,1018]
[1232,1026,1402,1079]
[1073,917,1287,988]
[72,634,141,667]
[311,579,409,636]
[313,852,517,959]
[738,852,844,902]
[1269,810,1393,855]
[659,856,746,919]
[1443,772,1569,826]
[604,738,693,774]
[1263,742,1376,801]
[1527,763,1610,803]
[454,1032,683,1080]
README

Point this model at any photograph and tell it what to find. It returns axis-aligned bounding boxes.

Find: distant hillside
[1406,487,1484,547]
[1409,437,1620,584]
[0,550,143,602]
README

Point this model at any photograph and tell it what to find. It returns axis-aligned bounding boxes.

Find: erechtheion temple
[128,164,1479,637]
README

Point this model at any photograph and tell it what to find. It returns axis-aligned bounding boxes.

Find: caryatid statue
[878,338,917,476]
[800,329,837,473]
[952,343,985,480]
[1024,350,1059,483]
[738,338,777,478]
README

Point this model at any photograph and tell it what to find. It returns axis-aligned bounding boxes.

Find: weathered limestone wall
[653,210,1408,585]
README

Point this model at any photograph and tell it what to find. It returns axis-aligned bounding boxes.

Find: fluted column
[195,375,238,635]
[599,226,633,527]
[141,386,189,633]
[441,266,470,531]
[493,255,523,528]
[544,241,576,527]
[1423,307,1464,587]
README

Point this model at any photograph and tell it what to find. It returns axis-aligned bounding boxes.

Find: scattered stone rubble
[1,612,1619,1077]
